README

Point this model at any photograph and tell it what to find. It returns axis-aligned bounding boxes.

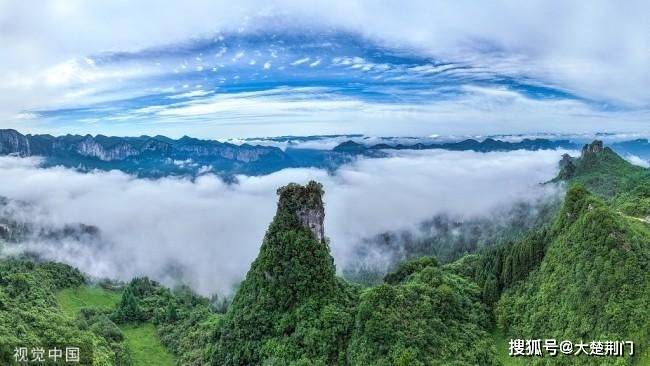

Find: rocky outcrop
[581,140,604,157]
[214,180,347,365]
[297,205,325,242]
[276,181,326,242]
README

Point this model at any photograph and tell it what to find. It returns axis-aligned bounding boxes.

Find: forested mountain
[448,141,650,365]
[0,141,647,365]
[212,182,497,365]
[555,140,650,218]
[214,182,359,365]
[496,185,649,365]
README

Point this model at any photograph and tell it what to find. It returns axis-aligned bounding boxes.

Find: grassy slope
[121,324,175,366]
[57,286,121,317]
[57,286,175,366]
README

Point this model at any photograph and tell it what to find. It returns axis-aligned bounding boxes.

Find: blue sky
[0,0,648,138]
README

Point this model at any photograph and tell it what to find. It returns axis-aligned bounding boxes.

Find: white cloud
[0,149,568,295]
[625,154,650,168]
[167,90,212,99]
[102,85,649,138]
[290,57,311,66]
[0,0,648,133]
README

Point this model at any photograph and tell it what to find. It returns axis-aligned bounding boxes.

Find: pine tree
[114,287,142,323]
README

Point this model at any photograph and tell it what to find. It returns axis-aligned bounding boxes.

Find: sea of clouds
[0,149,571,295]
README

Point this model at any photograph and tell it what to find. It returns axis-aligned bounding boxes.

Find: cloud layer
[0,149,569,295]
[1,1,648,137]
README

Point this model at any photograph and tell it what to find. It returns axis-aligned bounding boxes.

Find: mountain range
[4,129,647,178]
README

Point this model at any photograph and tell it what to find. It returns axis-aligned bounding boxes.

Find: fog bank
[0,149,570,295]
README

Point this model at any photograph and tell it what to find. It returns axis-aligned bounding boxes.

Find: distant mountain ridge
[0,129,293,177]
[0,129,283,163]
[333,137,578,152]
[3,129,648,178]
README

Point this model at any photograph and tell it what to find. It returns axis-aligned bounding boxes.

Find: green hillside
[120,324,175,366]
[348,260,498,365]
[496,185,649,365]
[0,260,130,365]
[57,286,122,318]
[555,140,650,217]
[450,142,650,365]
[56,286,175,366]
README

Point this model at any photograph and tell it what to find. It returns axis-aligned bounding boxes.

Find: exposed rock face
[582,140,604,157]
[0,129,30,156]
[214,180,345,365]
[0,129,285,166]
[141,138,172,155]
[297,206,325,242]
[77,135,139,161]
[174,138,279,162]
[559,153,572,168]
[276,181,326,242]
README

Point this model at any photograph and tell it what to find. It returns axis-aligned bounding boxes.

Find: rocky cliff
[581,139,605,156]
[0,129,31,156]
[0,129,284,163]
[76,135,139,161]
[0,129,291,177]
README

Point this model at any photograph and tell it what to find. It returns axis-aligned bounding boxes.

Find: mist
[0,149,570,295]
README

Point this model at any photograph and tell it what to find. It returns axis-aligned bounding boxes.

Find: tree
[114,287,142,323]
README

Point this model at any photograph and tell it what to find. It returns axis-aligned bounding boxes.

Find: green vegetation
[445,228,550,306]
[490,329,526,366]
[449,144,650,365]
[1,142,648,365]
[214,181,359,365]
[0,260,126,364]
[112,278,221,365]
[556,141,650,217]
[121,324,175,366]
[349,262,498,365]
[494,185,649,365]
[57,286,121,318]
[212,181,499,365]
[56,282,180,366]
